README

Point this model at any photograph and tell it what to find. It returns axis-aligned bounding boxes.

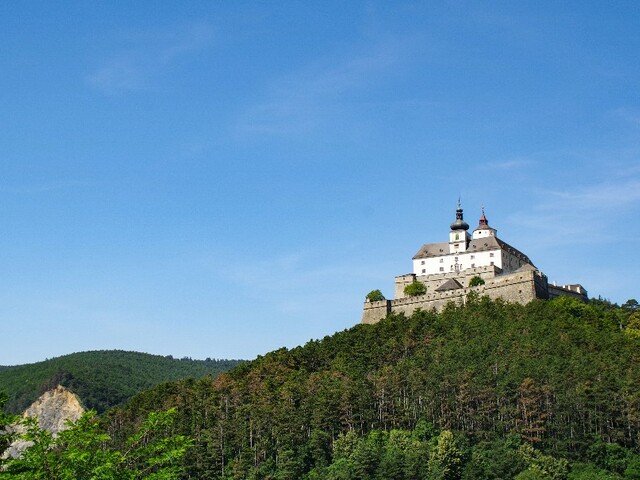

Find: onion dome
[450,202,469,231]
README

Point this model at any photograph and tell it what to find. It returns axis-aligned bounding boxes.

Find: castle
[362,203,587,324]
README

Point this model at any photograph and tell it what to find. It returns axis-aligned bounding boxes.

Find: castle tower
[472,208,497,240]
[449,200,470,254]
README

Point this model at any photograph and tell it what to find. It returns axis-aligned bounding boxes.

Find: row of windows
[422,255,493,264]
[426,262,496,274]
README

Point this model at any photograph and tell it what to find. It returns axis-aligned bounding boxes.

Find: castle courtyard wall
[363,269,549,324]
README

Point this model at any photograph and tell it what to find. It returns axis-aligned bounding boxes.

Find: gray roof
[435,278,464,291]
[515,263,537,272]
[413,236,534,267]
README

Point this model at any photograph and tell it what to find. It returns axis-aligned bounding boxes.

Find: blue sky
[1,2,639,365]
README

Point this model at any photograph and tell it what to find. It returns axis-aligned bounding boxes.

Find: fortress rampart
[363,268,564,325]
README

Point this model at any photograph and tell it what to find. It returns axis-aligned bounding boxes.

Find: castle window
[490,252,494,257]
[421,260,425,265]
[454,257,458,261]
[422,269,426,274]
[490,261,494,266]
[471,263,475,268]
[439,267,444,272]
[470,255,475,259]
[439,258,443,263]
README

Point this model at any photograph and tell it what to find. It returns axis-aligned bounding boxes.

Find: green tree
[428,430,462,480]
[366,290,386,302]
[404,281,427,297]
[518,444,568,480]
[3,408,191,479]
[469,276,485,287]
[515,467,551,480]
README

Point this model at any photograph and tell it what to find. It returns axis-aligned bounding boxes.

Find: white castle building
[362,203,587,324]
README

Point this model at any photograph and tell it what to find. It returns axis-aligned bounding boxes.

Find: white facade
[411,207,531,279]
[413,247,503,276]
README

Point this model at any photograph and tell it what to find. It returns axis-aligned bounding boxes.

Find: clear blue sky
[1,2,639,365]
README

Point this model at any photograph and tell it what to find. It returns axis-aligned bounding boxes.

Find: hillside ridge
[0,349,243,414]
[103,296,640,479]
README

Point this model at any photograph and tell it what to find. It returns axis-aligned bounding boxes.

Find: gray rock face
[3,385,84,459]
[23,385,84,434]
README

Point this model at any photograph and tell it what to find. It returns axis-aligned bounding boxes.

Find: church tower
[449,200,470,253]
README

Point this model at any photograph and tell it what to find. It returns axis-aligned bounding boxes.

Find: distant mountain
[0,350,243,414]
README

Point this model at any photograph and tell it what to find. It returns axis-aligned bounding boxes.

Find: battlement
[363,268,555,324]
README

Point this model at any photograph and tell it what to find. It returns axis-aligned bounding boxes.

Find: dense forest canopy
[0,350,242,414]
[95,296,640,479]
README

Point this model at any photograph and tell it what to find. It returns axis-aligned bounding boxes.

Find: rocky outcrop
[3,385,84,459]
[23,385,84,434]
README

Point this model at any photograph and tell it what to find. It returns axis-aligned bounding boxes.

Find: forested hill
[0,350,242,414]
[106,296,640,479]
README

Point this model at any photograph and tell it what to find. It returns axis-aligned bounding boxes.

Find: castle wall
[395,265,500,299]
[365,269,549,324]
[548,284,588,302]
[361,299,391,325]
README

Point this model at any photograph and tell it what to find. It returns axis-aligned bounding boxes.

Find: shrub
[366,290,386,302]
[404,281,426,297]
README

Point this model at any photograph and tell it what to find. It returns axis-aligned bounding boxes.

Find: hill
[0,350,242,414]
[104,296,640,479]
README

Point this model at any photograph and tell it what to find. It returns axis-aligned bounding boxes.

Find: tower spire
[479,206,488,226]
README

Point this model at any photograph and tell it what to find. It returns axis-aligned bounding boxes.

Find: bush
[366,290,386,302]
[404,281,426,297]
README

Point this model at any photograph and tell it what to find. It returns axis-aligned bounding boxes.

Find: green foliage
[2,408,191,479]
[0,350,242,414]
[625,312,640,339]
[518,443,569,479]
[0,391,19,461]
[469,275,486,287]
[365,289,386,302]
[429,430,463,480]
[567,463,621,479]
[464,436,526,479]
[403,281,426,297]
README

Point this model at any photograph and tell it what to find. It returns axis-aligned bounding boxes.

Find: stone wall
[363,269,550,324]
[361,299,391,325]
[395,265,501,299]
[548,283,588,302]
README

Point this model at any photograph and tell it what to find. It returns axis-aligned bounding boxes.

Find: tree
[428,430,462,480]
[622,299,639,311]
[404,281,427,297]
[2,408,191,479]
[469,276,485,287]
[366,289,386,302]
[518,444,568,480]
